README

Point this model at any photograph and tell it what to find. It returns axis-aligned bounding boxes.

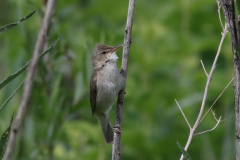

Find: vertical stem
[179,131,194,160]
[111,0,135,160]
[221,0,240,159]
[234,9,240,160]
[234,52,240,160]
[3,0,56,159]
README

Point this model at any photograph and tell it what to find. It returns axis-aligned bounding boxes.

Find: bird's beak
[109,44,123,53]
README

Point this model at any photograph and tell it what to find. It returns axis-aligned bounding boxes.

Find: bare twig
[190,78,232,137]
[211,109,219,121]
[175,99,191,129]
[179,23,228,160]
[200,60,208,76]
[194,115,222,136]
[198,77,234,125]
[3,0,56,159]
[196,23,227,128]
[111,0,135,160]
[216,0,224,30]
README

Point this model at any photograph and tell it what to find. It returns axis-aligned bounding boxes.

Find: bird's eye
[102,51,106,54]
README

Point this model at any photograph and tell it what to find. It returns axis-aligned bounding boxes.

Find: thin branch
[200,60,208,76]
[198,77,234,125]
[180,23,228,160]
[211,109,218,121]
[112,0,135,160]
[212,109,226,121]
[195,23,227,132]
[216,0,224,30]
[175,99,191,129]
[194,116,222,136]
[3,0,56,159]
[211,109,225,121]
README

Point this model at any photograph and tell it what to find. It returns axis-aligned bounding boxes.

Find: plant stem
[111,0,135,160]
[180,24,228,160]
[3,0,56,159]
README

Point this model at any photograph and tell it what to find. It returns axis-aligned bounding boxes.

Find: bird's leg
[102,114,123,134]
[112,125,124,134]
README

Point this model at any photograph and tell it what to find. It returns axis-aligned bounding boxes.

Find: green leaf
[0,10,36,34]
[177,142,192,160]
[40,39,59,59]
[0,63,29,91]
[0,115,14,159]
[0,81,25,114]
[0,39,59,90]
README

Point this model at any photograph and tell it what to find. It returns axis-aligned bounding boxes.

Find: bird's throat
[102,62,118,79]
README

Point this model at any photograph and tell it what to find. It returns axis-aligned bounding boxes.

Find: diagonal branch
[179,22,228,160]
[216,0,224,30]
[194,23,227,132]
[197,77,234,126]
[194,115,222,136]
[211,109,223,121]
[111,0,135,160]
[3,0,57,159]
[175,99,192,129]
[200,60,208,77]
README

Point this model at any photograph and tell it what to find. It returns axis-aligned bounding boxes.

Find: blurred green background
[0,0,236,159]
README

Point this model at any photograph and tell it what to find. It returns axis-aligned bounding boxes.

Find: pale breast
[96,62,125,113]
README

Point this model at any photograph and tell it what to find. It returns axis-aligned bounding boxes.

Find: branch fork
[177,7,232,158]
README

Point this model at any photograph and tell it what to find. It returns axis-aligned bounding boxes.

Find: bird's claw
[112,125,124,134]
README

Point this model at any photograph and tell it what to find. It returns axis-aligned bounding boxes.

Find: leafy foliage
[0,115,13,159]
[0,81,25,113]
[0,10,59,159]
[0,10,37,159]
[0,39,59,90]
[0,10,35,34]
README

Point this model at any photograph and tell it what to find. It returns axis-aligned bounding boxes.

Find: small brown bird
[90,43,125,144]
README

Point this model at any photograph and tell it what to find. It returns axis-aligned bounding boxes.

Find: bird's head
[92,43,122,70]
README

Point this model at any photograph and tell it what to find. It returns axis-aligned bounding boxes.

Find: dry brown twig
[216,0,224,30]
[111,0,135,160]
[3,0,57,159]
[177,2,233,159]
[200,60,208,76]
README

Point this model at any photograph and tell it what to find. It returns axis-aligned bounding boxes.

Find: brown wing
[90,71,97,116]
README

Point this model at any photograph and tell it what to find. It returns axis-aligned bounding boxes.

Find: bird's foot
[112,125,124,134]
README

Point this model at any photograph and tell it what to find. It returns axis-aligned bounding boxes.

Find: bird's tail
[95,113,113,144]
